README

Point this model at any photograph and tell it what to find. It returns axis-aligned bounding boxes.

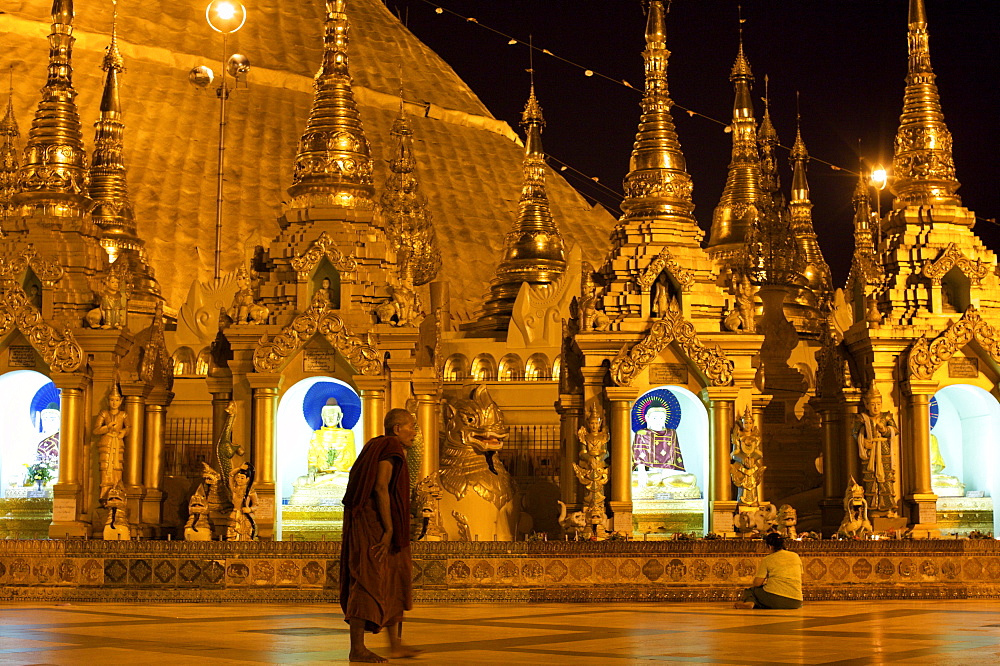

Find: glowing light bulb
[871,166,888,190]
[215,2,236,19]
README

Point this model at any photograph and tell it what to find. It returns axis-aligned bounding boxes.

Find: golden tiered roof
[1,0,614,314]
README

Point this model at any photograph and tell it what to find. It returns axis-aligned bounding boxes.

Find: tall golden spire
[481,84,566,327]
[90,5,138,258]
[787,113,831,297]
[619,0,695,221]
[757,78,780,199]
[287,0,374,209]
[848,167,882,292]
[891,0,960,206]
[380,88,440,287]
[0,76,20,216]
[12,0,92,215]
[707,37,763,262]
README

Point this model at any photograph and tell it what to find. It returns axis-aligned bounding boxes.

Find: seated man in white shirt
[735,532,803,610]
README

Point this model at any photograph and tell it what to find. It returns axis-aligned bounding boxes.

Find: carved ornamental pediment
[0,285,83,372]
[253,304,381,375]
[610,298,734,387]
[290,232,358,280]
[906,306,1000,381]
[921,243,991,285]
[635,247,695,292]
[0,244,65,286]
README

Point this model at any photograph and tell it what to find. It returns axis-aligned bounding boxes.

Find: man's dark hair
[384,408,413,436]
[764,532,785,551]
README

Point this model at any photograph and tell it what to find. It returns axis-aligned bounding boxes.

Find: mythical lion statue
[425,385,525,541]
[838,476,873,538]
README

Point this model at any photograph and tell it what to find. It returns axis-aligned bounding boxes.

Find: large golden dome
[1,0,614,313]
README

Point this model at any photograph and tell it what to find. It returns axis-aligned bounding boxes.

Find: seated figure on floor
[632,405,700,499]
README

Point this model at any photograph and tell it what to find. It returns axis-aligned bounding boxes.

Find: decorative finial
[0,70,21,214]
[288,0,374,209]
[891,0,959,206]
[481,79,566,329]
[11,0,91,214]
[620,0,695,221]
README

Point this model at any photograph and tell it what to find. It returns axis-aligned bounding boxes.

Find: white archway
[930,384,1000,535]
[0,370,59,498]
[631,384,710,536]
[275,375,363,540]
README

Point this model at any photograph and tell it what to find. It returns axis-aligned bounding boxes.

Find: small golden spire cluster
[12,0,92,215]
[482,84,566,327]
[707,37,763,261]
[379,95,441,287]
[619,0,695,221]
[90,4,141,259]
[891,0,960,206]
[847,168,882,291]
[287,0,374,209]
[788,114,832,298]
[0,77,20,217]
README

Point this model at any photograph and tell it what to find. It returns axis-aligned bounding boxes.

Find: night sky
[395,0,999,286]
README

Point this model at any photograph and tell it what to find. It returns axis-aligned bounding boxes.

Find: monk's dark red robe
[340,435,412,632]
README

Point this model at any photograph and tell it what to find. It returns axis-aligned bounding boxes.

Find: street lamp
[189,0,249,281]
[870,163,888,223]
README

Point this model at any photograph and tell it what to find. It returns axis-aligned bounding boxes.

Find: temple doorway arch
[0,370,59,538]
[275,375,363,540]
[929,384,1000,535]
[631,385,709,536]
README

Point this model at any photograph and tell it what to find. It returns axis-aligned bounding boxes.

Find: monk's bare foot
[733,601,755,610]
[349,647,387,663]
[390,644,423,659]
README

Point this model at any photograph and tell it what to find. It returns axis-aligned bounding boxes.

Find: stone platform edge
[1,540,997,602]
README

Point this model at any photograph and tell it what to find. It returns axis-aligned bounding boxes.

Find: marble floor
[0,600,998,665]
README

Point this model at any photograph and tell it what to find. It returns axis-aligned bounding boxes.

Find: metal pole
[214,33,228,281]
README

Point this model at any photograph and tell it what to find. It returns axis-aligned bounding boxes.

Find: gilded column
[247,373,282,540]
[704,386,739,534]
[905,379,938,533]
[120,384,149,490]
[140,388,172,535]
[816,399,843,536]
[556,394,584,507]
[355,375,387,442]
[605,386,637,534]
[751,396,772,505]
[412,371,441,480]
[841,388,863,485]
[48,372,90,537]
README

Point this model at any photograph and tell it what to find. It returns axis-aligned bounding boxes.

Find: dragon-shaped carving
[426,385,523,541]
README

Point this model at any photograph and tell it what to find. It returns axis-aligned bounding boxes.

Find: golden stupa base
[633,498,705,537]
[280,504,344,541]
[0,498,53,539]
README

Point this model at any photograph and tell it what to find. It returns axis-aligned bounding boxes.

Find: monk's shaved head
[384,408,414,436]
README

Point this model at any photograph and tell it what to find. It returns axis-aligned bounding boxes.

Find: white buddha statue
[632,405,700,499]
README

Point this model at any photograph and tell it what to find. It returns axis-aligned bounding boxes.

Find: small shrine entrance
[930,384,1000,535]
[631,385,709,536]
[275,375,363,541]
[0,370,59,538]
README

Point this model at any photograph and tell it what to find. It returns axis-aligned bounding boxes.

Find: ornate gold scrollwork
[252,304,381,375]
[906,306,1000,380]
[289,231,358,280]
[636,247,694,292]
[610,299,734,387]
[0,286,83,372]
[921,243,991,286]
[0,244,65,285]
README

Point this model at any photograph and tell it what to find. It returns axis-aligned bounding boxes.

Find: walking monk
[340,408,422,662]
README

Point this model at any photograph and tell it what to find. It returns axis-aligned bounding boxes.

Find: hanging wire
[418,0,863,177]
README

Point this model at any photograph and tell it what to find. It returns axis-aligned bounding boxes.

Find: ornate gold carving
[0,245,65,285]
[637,247,694,292]
[252,304,381,375]
[290,231,358,279]
[0,286,83,372]
[907,306,1000,380]
[921,243,990,285]
[610,298,734,387]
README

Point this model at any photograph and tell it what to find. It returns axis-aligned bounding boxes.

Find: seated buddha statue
[929,433,964,497]
[306,399,357,482]
[632,405,701,499]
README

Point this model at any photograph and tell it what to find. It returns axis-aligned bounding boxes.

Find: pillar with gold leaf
[355,375,387,442]
[904,379,939,535]
[605,386,638,534]
[48,373,90,538]
[140,387,172,535]
[247,373,282,540]
[411,369,441,480]
[704,386,739,534]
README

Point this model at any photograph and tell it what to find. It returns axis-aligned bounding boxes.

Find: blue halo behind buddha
[929,395,939,430]
[30,381,60,432]
[632,388,682,432]
[302,382,362,431]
